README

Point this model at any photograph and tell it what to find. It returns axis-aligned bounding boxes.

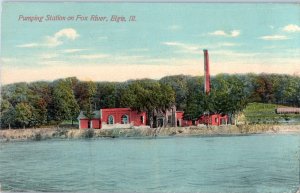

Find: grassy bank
[242,103,300,124]
[1,124,300,142]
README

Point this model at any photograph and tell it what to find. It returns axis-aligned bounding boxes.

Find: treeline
[1,73,299,129]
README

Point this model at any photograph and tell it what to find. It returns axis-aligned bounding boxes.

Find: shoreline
[1,124,300,142]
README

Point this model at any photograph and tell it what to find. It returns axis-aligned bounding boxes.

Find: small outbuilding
[77,111,101,129]
[275,107,300,114]
[198,114,228,126]
[175,111,228,127]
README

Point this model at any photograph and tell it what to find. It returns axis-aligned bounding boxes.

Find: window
[140,116,144,124]
[108,115,114,124]
[221,118,227,125]
[121,115,129,124]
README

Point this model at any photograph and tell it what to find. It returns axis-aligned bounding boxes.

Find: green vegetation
[160,74,249,123]
[82,129,94,138]
[50,79,79,125]
[120,79,175,127]
[1,73,300,129]
[74,80,97,123]
[243,103,300,124]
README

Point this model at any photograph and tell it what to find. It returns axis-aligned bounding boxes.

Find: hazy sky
[1,3,300,84]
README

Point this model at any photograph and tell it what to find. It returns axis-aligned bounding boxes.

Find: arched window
[121,115,129,124]
[108,115,114,124]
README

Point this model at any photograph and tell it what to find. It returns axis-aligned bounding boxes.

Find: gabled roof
[101,108,131,112]
[77,110,100,120]
[276,107,300,114]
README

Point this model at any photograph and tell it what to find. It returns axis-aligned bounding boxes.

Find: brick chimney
[203,49,210,94]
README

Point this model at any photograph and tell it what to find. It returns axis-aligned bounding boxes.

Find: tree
[183,74,249,124]
[183,76,205,120]
[281,76,299,106]
[160,75,189,110]
[27,81,51,126]
[210,74,249,124]
[15,102,32,129]
[253,74,275,103]
[0,99,15,129]
[94,82,117,108]
[1,73,298,129]
[74,81,96,127]
[120,79,175,127]
[49,79,79,125]
[1,83,31,128]
[119,83,137,108]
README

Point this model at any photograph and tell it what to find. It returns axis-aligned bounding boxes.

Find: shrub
[34,133,42,141]
[57,128,68,137]
[83,129,94,138]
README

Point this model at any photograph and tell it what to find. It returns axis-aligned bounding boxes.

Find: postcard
[0,2,300,193]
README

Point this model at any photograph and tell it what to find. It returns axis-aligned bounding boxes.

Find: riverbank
[1,124,300,142]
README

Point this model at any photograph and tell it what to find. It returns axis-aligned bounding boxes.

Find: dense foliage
[1,73,299,129]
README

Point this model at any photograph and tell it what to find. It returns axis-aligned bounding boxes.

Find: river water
[0,134,299,192]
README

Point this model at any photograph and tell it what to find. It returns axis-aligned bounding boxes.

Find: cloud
[16,43,39,48]
[3,46,300,84]
[39,60,70,67]
[162,41,239,55]
[45,36,62,47]
[211,50,257,58]
[163,42,182,46]
[2,58,299,85]
[210,30,240,37]
[217,42,239,47]
[282,24,300,32]
[78,54,110,59]
[40,53,58,59]
[230,30,240,37]
[62,49,88,53]
[55,28,79,40]
[210,30,227,36]
[162,41,200,53]
[260,24,300,41]
[128,48,149,52]
[1,57,18,63]
[16,28,79,48]
[168,25,181,31]
[45,28,79,47]
[259,35,289,40]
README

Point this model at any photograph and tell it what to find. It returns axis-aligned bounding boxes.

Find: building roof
[276,107,300,114]
[77,110,101,120]
[101,108,131,112]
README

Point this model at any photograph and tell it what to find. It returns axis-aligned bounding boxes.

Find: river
[0,134,299,192]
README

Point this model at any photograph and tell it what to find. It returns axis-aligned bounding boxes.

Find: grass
[243,102,300,124]
[60,120,79,124]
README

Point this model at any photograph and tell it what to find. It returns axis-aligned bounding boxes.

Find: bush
[34,133,42,141]
[83,129,94,138]
[57,128,68,137]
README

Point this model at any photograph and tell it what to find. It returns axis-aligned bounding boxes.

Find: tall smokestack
[203,49,211,94]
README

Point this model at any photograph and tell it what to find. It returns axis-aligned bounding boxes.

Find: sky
[1,2,300,84]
